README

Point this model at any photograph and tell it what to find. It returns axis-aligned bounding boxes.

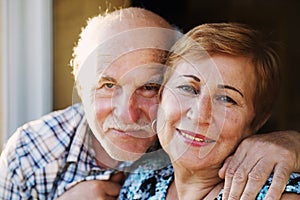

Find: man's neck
[91,133,120,169]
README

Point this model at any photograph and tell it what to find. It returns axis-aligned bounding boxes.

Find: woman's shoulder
[257,172,300,199]
[119,163,174,200]
[215,172,300,199]
[286,172,300,193]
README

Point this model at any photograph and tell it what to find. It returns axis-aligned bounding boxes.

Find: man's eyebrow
[98,76,117,83]
[182,75,200,82]
[218,84,244,97]
[146,76,164,84]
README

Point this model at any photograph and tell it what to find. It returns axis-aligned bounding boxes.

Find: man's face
[81,49,165,161]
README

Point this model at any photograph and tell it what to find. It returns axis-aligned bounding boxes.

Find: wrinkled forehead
[101,49,166,82]
[76,27,179,79]
[104,48,166,69]
[77,28,179,87]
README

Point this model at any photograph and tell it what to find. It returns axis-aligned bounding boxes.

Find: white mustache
[102,117,152,133]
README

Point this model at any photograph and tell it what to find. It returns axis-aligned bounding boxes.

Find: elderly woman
[119,23,300,199]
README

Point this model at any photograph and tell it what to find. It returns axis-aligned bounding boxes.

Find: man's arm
[0,133,24,200]
[56,172,125,200]
[219,130,300,200]
[281,193,300,200]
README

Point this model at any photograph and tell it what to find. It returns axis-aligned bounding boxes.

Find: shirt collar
[66,116,90,163]
[65,115,135,173]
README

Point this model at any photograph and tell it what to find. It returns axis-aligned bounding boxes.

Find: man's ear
[74,81,82,99]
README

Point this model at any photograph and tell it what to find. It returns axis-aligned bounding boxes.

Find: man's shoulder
[16,103,84,143]
[1,103,86,171]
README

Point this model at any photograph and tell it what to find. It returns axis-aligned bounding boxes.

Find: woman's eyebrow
[182,75,200,82]
[218,84,244,97]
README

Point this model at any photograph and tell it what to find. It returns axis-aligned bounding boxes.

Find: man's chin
[104,144,145,162]
[108,149,144,162]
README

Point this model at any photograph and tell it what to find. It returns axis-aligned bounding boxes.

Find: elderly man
[0,7,299,200]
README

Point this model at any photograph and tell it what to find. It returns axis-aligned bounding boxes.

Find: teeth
[179,130,204,142]
[194,137,204,142]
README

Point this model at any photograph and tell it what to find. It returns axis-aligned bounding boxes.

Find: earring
[151,119,157,133]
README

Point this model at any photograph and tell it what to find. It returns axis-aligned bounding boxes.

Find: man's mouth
[176,128,216,144]
[109,128,154,139]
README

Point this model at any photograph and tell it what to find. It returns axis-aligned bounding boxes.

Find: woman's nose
[187,95,212,125]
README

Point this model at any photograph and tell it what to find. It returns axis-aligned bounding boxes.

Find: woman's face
[157,54,257,170]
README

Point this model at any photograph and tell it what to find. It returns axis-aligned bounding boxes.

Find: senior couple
[0,7,299,199]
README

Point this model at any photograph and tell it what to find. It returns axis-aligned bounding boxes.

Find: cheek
[160,92,183,122]
[215,114,246,161]
[137,96,160,121]
[157,94,182,147]
[217,111,251,146]
[94,96,114,123]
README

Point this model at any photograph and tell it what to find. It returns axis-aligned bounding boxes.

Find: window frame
[0,0,53,149]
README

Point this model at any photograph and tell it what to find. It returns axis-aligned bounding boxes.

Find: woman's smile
[176,128,216,146]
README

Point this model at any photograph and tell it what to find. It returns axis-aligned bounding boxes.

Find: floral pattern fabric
[120,163,300,200]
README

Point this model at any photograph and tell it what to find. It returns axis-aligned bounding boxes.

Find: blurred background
[0,0,299,150]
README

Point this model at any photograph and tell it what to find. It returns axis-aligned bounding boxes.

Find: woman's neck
[168,163,223,200]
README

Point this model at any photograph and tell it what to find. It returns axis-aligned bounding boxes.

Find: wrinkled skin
[57,172,125,200]
[219,130,300,200]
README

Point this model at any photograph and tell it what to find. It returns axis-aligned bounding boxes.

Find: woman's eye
[216,95,237,105]
[177,85,199,95]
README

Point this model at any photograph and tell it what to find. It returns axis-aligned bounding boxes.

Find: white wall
[0,0,3,150]
[0,0,53,149]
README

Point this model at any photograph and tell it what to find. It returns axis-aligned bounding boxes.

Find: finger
[225,163,249,200]
[240,159,275,200]
[264,164,291,200]
[219,156,233,179]
[102,196,118,200]
[222,153,247,199]
[110,172,126,184]
[101,181,122,197]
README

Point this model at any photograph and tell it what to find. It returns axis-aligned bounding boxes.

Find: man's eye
[96,82,117,97]
[143,83,160,91]
[98,82,116,89]
[104,83,115,89]
[215,95,237,105]
[177,85,199,95]
[136,83,161,98]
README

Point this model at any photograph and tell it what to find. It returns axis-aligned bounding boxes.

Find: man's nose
[113,91,141,123]
[187,95,212,125]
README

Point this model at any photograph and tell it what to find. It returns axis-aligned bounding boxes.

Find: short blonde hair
[163,23,281,130]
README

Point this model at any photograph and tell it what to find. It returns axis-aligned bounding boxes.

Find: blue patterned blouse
[120,163,300,200]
